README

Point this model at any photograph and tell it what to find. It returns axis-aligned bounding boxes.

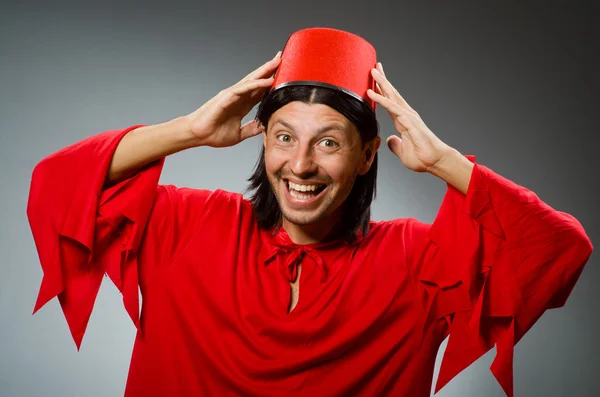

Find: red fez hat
[269,27,377,111]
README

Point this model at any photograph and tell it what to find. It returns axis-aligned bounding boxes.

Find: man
[27,28,592,396]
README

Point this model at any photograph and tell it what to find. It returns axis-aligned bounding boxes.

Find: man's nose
[290,144,318,176]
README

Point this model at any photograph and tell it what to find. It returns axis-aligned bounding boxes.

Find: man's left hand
[367,63,454,174]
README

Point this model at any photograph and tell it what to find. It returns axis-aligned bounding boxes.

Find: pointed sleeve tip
[28,125,159,348]
[423,154,591,397]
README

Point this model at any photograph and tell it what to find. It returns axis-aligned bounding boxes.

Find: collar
[262,225,365,284]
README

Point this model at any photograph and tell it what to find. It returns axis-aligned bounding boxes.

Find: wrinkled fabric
[28,126,592,396]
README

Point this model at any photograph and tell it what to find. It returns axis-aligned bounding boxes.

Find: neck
[281,211,342,245]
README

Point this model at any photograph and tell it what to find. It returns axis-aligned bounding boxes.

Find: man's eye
[277,134,292,143]
[319,139,338,148]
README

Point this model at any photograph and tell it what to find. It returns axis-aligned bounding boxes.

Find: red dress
[27,126,593,396]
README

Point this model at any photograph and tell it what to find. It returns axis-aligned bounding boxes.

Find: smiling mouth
[285,180,327,201]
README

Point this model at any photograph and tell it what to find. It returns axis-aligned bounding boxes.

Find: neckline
[265,224,365,250]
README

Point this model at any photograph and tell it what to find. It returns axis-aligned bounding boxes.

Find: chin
[281,208,327,226]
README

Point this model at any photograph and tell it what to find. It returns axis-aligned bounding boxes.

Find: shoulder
[364,218,431,248]
[367,217,429,236]
[155,185,245,205]
[154,185,253,221]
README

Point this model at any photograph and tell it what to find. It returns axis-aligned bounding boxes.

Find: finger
[367,89,415,124]
[230,77,274,96]
[243,51,282,81]
[371,67,402,102]
[240,119,264,141]
[249,78,273,100]
[249,88,266,101]
[386,135,403,158]
[368,90,418,141]
[374,82,403,126]
[371,68,416,113]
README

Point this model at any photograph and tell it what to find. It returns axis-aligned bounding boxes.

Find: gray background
[1,0,598,396]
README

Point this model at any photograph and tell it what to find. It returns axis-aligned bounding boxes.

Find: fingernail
[274,51,282,59]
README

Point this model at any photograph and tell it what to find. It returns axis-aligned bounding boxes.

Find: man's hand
[105,52,281,187]
[366,63,454,173]
[367,63,473,194]
[184,51,282,148]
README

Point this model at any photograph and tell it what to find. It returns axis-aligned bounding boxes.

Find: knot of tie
[264,245,328,283]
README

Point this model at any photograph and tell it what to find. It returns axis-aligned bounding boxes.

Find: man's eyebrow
[271,119,295,131]
[271,119,347,134]
[316,124,346,134]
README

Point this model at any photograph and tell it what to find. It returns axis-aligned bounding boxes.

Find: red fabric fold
[28,132,593,396]
[416,156,593,396]
[27,125,165,349]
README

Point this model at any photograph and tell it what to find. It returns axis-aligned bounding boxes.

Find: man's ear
[358,136,381,175]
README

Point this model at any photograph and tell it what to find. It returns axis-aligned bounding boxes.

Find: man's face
[264,101,379,228]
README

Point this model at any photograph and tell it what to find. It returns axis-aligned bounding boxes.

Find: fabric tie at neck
[264,244,328,283]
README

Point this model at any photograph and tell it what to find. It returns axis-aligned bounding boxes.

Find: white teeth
[287,181,326,201]
[290,190,313,200]
[288,182,320,192]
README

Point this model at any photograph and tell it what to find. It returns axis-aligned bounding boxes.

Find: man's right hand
[184,51,282,148]
[104,52,281,187]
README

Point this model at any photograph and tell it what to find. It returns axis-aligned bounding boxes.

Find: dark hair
[247,85,379,242]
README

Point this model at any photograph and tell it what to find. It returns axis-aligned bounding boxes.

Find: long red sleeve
[27,126,256,354]
[405,156,593,396]
[27,125,165,349]
[28,130,593,395]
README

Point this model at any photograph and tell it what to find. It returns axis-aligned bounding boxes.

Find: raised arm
[106,51,282,186]
[28,52,282,348]
[369,62,592,396]
[104,117,197,186]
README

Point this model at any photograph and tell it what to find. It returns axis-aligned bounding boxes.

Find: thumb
[240,119,264,141]
[386,135,403,158]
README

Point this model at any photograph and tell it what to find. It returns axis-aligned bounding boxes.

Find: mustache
[276,170,332,185]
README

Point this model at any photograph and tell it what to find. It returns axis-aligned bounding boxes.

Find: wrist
[427,148,460,177]
[427,148,474,194]
[170,115,205,149]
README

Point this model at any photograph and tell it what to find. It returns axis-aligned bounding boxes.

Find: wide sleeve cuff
[419,155,592,397]
[28,125,165,349]
[424,155,518,396]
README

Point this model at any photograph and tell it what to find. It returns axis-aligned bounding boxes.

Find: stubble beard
[268,174,337,227]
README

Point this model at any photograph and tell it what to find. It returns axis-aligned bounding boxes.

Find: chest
[147,228,423,343]
[136,230,429,394]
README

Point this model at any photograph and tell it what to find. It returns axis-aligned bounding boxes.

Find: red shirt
[27,126,593,396]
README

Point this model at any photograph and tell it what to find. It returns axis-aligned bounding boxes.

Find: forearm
[105,116,199,187]
[427,148,474,195]
[430,150,591,250]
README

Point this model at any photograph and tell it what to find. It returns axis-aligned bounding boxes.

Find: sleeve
[404,155,593,397]
[27,125,214,349]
